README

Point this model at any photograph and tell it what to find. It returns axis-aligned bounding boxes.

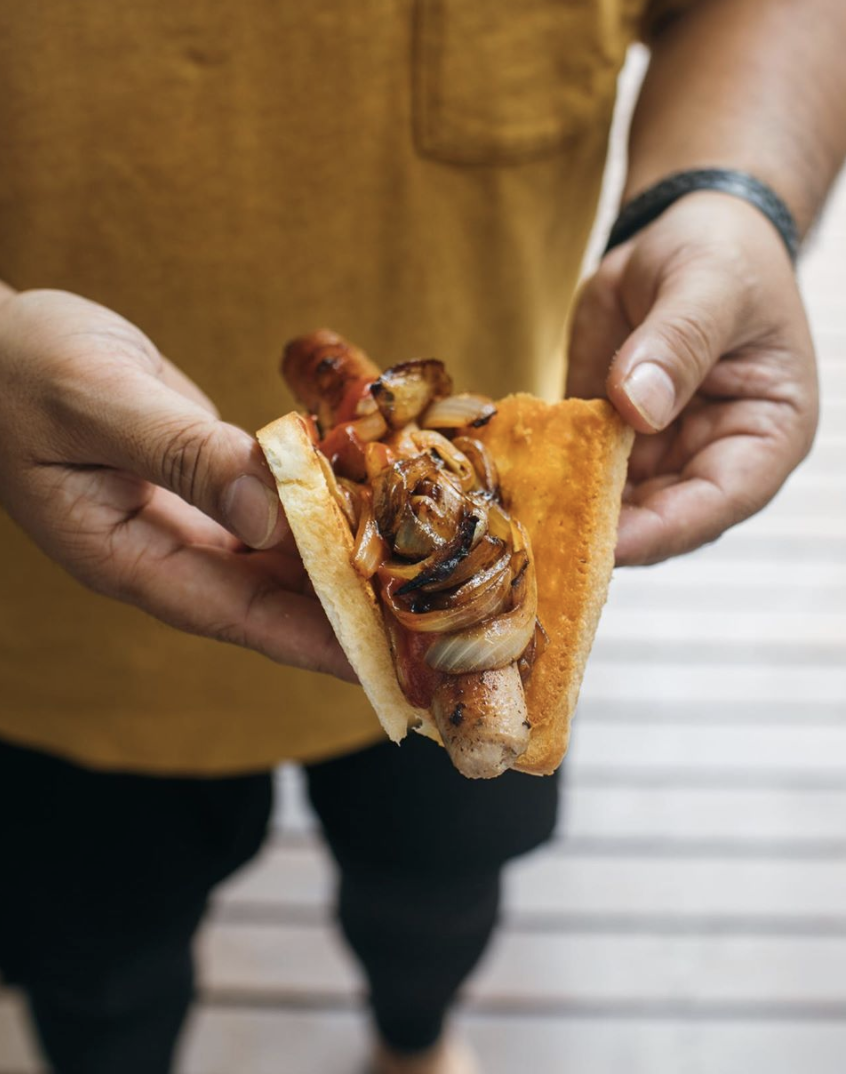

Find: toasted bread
[475,395,633,773]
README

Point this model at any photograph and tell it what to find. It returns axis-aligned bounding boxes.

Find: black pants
[0,734,558,1074]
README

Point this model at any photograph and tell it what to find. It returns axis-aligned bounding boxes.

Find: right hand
[0,287,354,681]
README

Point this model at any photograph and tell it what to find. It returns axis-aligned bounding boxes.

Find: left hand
[567,191,818,566]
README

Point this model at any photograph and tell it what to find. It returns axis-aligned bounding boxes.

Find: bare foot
[371,1035,480,1074]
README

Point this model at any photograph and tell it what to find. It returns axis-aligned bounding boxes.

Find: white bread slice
[257,398,633,773]
[257,414,424,743]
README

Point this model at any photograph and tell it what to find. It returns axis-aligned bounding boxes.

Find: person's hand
[567,192,818,566]
[0,288,353,679]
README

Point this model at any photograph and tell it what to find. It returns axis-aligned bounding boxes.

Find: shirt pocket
[412,0,622,165]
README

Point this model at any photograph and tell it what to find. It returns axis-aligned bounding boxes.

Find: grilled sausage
[431,664,530,779]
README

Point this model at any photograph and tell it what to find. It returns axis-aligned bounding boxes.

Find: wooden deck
[2,47,846,1074]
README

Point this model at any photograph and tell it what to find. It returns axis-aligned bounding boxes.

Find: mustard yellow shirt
[0,1,668,773]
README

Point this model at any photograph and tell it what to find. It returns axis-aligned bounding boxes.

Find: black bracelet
[604,168,800,264]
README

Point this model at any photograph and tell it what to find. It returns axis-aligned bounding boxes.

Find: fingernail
[622,362,676,429]
[223,475,280,548]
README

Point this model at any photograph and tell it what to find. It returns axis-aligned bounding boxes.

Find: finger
[67,365,287,551]
[64,481,355,681]
[566,249,631,399]
[131,537,355,682]
[141,544,354,681]
[30,467,243,569]
[607,260,741,434]
[616,413,800,565]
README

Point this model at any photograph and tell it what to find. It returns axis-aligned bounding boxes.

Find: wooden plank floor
[3,45,846,1074]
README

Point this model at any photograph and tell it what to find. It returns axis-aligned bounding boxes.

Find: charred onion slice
[373,455,464,543]
[485,500,513,542]
[351,493,389,579]
[384,555,512,634]
[371,360,453,429]
[393,513,479,595]
[518,619,549,685]
[412,430,476,491]
[421,393,497,430]
[377,527,501,593]
[393,501,445,559]
[384,422,421,459]
[453,436,499,495]
[373,455,437,538]
[415,475,464,535]
[349,410,389,442]
[415,535,507,593]
[425,524,538,673]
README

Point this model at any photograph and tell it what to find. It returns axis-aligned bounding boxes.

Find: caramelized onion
[384,556,511,634]
[394,502,444,559]
[453,436,499,494]
[373,455,437,538]
[415,535,507,593]
[371,360,453,429]
[373,455,465,544]
[485,500,513,542]
[350,409,389,442]
[412,430,476,490]
[425,525,538,673]
[377,534,504,593]
[377,557,427,583]
[416,473,464,532]
[431,554,512,612]
[393,513,479,595]
[517,619,549,685]
[385,422,421,459]
[421,393,497,430]
[351,494,389,579]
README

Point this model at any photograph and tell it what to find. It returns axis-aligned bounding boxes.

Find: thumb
[85,368,284,550]
[607,266,739,433]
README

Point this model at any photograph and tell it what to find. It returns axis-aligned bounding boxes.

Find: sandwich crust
[258,396,633,774]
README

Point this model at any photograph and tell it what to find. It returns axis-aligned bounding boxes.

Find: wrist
[607,169,800,263]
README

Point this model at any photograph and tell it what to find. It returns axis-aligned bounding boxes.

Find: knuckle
[152,419,217,504]
[220,580,279,652]
[653,310,717,383]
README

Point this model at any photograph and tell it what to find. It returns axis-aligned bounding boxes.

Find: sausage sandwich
[257,331,633,778]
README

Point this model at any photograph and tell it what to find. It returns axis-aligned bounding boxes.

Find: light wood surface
[2,44,845,1074]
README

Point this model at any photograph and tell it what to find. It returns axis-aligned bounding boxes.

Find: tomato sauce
[382,605,444,709]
